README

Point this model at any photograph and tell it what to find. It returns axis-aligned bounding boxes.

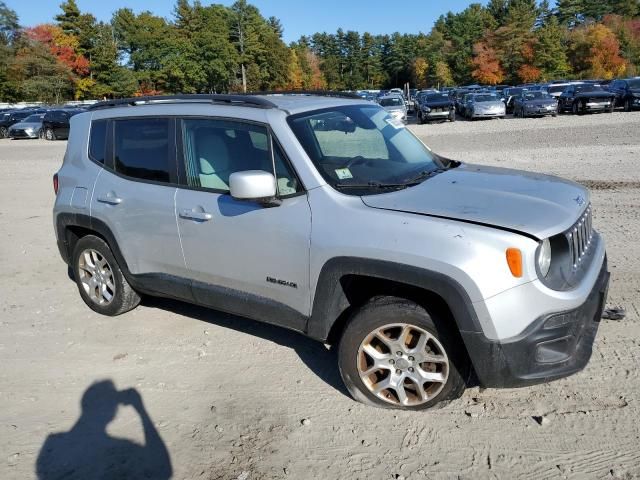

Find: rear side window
[114,118,171,183]
[89,120,107,164]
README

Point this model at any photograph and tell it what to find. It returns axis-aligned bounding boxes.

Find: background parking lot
[2,112,640,479]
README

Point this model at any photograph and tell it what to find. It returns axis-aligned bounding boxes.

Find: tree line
[0,0,638,103]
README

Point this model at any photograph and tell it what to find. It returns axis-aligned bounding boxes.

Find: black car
[558,84,615,114]
[608,78,640,111]
[0,110,38,138]
[416,92,456,123]
[502,87,527,113]
[42,109,85,140]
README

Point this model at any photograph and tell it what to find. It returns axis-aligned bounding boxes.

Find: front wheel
[624,99,632,112]
[44,128,56,141]
[572,102,579,115]
[72,235,141,316]
[449,111,456,122]
[0,126,8,138]
[338,296,469,410]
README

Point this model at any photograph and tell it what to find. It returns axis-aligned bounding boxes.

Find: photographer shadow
[36,380,172,480]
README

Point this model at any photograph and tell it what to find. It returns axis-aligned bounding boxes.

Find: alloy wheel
[77,249,116,305]
[357,323,449,407]
[0,126,7,138]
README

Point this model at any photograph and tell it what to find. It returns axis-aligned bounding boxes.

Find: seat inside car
[196,129,232,190]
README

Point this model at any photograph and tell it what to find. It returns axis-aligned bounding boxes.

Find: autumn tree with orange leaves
[472,42,505,84]
[569,23,628,79]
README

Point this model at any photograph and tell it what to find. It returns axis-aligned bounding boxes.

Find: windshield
[506,88,524,96]
[288,105,442,195]
[24,114,44,122]
[523,91,553,100]
[548,85,572,93]
[380,97,404,107]
[473,95,499,102]
[627,79,640,89]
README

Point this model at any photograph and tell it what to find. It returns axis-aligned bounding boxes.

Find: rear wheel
[338,296,468,410]
[72,235,141,316]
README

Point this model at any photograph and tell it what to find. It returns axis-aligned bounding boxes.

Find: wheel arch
[307,257,484,345]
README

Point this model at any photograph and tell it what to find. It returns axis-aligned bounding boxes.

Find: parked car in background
[42,109,84,140]
[378,96,407,122]
[558,84,615,114]
[453,89,471,115]
[0,109,38,138]
[502,87,527,113]
[8,113,46,139]
[416,92,456,123]
[608,78,640,111]
[464,93,506,120]
[512,91,558,118]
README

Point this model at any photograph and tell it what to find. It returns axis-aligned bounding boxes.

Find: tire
[607,102,614,113]
[449,111,456,122]
[417,113,423,125]
[45,128,56,141]
[624,99,632,112]
[572,102,579,115]
[72,235,141,316]
[338,296,469,410]
[0,126,8,138]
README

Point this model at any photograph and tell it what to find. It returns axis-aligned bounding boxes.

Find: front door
[175,118,311,331]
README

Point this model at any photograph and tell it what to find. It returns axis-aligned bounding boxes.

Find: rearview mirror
[229,170,280,207]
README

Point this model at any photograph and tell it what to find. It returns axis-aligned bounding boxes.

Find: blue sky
[7,0,489,43]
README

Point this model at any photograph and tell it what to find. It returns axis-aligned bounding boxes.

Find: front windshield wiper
[404,168,446,185]
[334,181,414,190]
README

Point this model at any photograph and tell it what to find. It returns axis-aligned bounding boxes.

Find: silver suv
[53,94,609,410]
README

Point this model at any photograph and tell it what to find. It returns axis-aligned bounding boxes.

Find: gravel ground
[1,112,640,480]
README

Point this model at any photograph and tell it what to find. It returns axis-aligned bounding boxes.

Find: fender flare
[306,257,484,342]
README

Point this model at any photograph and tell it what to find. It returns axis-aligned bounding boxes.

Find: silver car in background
[378,95,407,122]
[8,113,46,139]
[464,93,506,120]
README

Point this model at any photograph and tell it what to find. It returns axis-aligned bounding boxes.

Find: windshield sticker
[335,168,353,180]
[385,117,405,129]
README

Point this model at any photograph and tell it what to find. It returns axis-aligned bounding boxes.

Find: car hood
[9,121,41,129]
[423,100,452,108]
[474,101,505,109]
[523,98,557,105]
[360,163,589,239]
[383,105,405,111]
[574,91,612,99]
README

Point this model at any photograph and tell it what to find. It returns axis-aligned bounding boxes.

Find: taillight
[53,173,59,195]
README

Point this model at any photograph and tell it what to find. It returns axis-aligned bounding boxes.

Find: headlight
[537,238,552,277]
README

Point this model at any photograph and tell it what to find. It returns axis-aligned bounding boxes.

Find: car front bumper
[423,109,453,119]
[524,106,557,116]
[471,111,505,118]
[9,129,39,139]
[462,257,609,388]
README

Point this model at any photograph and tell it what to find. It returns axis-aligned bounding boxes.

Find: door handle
[97,194,122,205]
[179,209,212,221]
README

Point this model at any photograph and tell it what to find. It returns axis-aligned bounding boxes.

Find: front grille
[566,205,593,269]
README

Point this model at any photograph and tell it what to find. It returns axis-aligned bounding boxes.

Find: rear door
[174,117,312,330]
[91,116,189,297]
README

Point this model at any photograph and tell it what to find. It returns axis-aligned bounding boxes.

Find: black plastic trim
[463,257,609,388]
[307,257,483,341]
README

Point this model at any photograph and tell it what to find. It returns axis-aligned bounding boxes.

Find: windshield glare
[474,95,499,102]
[627,79,640,89]
[575,85,603,92]
[380,97,404,107]
[524,92,553,100]
[288,105,441,194]
[24,114,44,122]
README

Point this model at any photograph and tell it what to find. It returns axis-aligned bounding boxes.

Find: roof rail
[87,94,278,111]
[248,90,363,100]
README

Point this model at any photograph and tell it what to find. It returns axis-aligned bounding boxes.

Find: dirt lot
[1,112,640,480]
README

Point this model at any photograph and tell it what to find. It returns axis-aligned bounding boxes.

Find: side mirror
[229,170,280,207]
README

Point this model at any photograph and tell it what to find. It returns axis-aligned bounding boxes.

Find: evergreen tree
[55,0,81,36]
